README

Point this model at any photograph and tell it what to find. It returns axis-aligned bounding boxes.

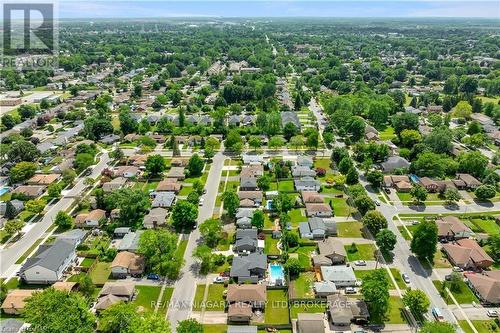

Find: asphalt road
[167,151,226,331]
[0,151,111,278]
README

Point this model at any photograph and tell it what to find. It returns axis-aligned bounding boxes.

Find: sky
[51,1,500,18]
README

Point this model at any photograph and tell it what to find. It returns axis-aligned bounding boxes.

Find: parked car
[487,310,498,318]
[452,266,463,272]
[213,276,229,283]
[402,273,410,284]
[355,260,367,266]
[345,287,357,294]
[444,275,452,281]
[147,273,160,280]
[374,200,380,206]
[384,188,391,194]
[198,198,204,206]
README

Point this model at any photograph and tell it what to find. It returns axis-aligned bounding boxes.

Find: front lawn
[384,296,406,324]
[345,243,376,261]
[265,290,290,325]
[89,262,111,286]
[337,222,363,238]
[157,287,174,316]
[468,217,500,236]
[291,272,315,299]
[389,268,408,290]
[433,280,479,304]
[178,186,193,196]
[193,284,206,311]
[329,197,351,216]
[459,320,500,333]
[203,325,228,333]
[205,284,226,311]
[132,285,162,312]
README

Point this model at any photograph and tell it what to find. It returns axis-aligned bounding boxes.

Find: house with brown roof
[383,175,412,192]
[436,216,473,240]
[302,191,324,204]
[305,203,333,218]
[26,173,61,185]
[167,167,185,180]
[419,177,438,192]
[457,174,482,190]
[96,281,136,310]
[297,313,326,333]
[238,191,263,207]
[114,166,139,178]
[143,207,168,229]
[128,155,148,166]
[240,165,264,178]
[75,209,106,228]
[442,239,494,270]
[226,284,267,309]
[102,177,128,192]
[171,158,188,167]
[1,289,37,314]
[11,185,45,198]
[466,271,500,305]
[313,237,347,266]
[111,251,145,278]
[156,179,182,193]
[327,294,369,326]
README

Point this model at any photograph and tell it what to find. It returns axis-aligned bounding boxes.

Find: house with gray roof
[240,177,258,191]
[234,229,259,253]
[118,230,144,253]
[20,239,78,284]
[292,165,316,178]
[0,319,25,333]
[299,217,337,240]
[236,216,252,229]
[314,280,337,297]
[0,200,24,217]
[227,326,257,333]
[230,253,267,283]
[380,156,410,173]
[297,156,314,168]
[321,265,356,287]
[151,192,176,208]
[294,177,321,192]
[281,111,301,128]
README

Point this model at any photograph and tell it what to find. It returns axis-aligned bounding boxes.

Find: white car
[345,287,357,294]
[355,260,367,266]
[213,276,228,283]
[452,266,463,272]
[402,273,410,284]
[198,198,204,206]
[487,310,498,318]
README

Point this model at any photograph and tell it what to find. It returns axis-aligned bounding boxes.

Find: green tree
[145,154,167,177]
[171,200,198,231]
[24,288,95,333]
[25,199,45,214]
[444,188,461,205]
[249,136,261,151]
[9,161,37,183]
[402,289,430,318]
[475,184,496,201]
[4,201,17,220]
[400,129,422,147]
[376,229,397,254]
[251,210,265,230]
[47,182,63,198]
[392,112,419,135]
[187,154,204,177]
[177,319,203,333]
[74,153,95,173]
[119,110,138,135]
[345,167,359,185]
[4,219,24,236]
[410,185,428,204]
[272,192,293,214]
[138,229,183,279]
[353,195,375,216]
[77,274,95,300]
[284,258,302,278]
[457,151,489,179]
[360,269,390,322]
[420,321,455,333]
[366,170,384,188]
[225,129,243,153]
[199,218,222,248]
[257,175,271,191]
[7,140,40,162]
[452,101,472,119]
[306,129,319,149]
[104,188,150,226]
[410,220,438,262]
[424,126,453,154]
[99,302,138,333]
[362,210,388,235]
[222,191,239,218]
[269,136,285,150]
[54,211,73,229]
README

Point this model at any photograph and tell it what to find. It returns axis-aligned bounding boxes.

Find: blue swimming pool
[268,264,285,286]
[0,187,9,197]
[409,174,420,183]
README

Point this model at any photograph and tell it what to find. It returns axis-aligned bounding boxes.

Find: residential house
[281,112,301,129]
[20,239,78,284]
[171,158,188,167]
[301,191,324,204]
[230,253,267,283]
[321,265,356,287]
[466,271,500,305]
[227,326,257,333]
[96,281,136,310]
[313,281,337,298]
[240,177,258,191]
[380,156,410,173]
[114,166,139,178]
[114,227,131,238]
[242,154,264,165]
[237,216,252,229]
[117,230,143,252]
[167,167,185,180]
[299,217,336,239]
[0,200,24,216]
[234,229,259,253]
[305,203,333,218]
[327,294,369,326]
[11,185,45,198]
[155,179,182,193]
[151,192,176,208]
[457,174,482,190]
[1,289,36,314]
[297,313,326,333]
[240,165,264,178]
[238,191,263,207]
[57,229,87,245]
[383,175,412,192]
[0,319,25,333]
[111,251,145,278]
[436,216,473,241]
[297,156,314,168]
[143,207,168,229]
[295,177,321,192]
[100,134,120,144]
[226,284,266,309]
[313,238,347,266]
[442,239,494,270]
[292,166,316,178]
[75,209,106,228]
[26,173,61,185]
[102,177,127,192]
[419,177,438,192]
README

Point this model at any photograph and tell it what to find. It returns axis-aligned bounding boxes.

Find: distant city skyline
[57,1,500,19]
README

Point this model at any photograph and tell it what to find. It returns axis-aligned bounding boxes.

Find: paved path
[0,150,111,278]
[166,151,226,331]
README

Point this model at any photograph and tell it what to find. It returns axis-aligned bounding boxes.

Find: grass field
[265,290,290,325]
[264,236,280,255]
[346,244,376,261]
[290,245,316,270]
[133,285,162,312]
[278,180,295,192]
[157,287,174,316]
[329,197,351,216]
[193,284,206,311]
[459,320,500,333]
[204,284,226,311]
[433,280,479,304]
[290,302,326,319]
[384,296,406,324]
[337,222,364,238]
[291,272,315,299]
[289,208,308,227]
[89,262,111,286]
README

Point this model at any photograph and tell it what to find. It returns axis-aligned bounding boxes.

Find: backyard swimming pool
[0,187,9,197]
[268,263,285,286]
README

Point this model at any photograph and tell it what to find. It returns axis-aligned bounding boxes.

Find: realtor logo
[2,1,58,69]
